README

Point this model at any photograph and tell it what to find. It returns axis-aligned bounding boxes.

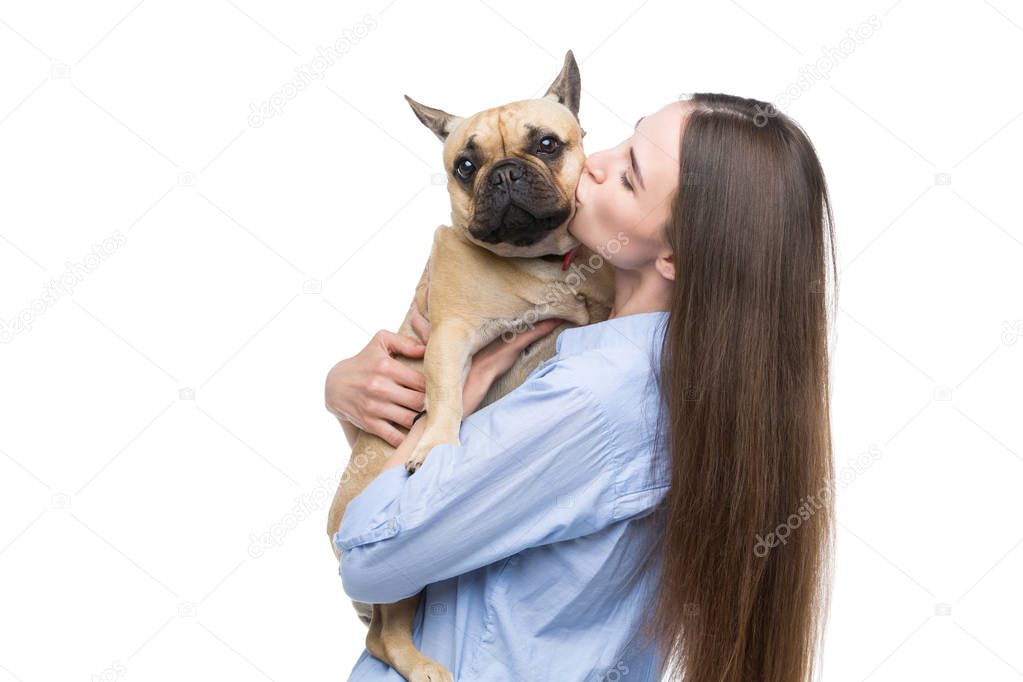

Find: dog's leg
[327,431,397,561]
[366,599,454,682]
[405,320,476,473]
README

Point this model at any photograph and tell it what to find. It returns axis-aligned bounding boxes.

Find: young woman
[326,93,837,682]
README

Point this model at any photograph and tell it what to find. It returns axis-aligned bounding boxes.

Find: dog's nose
[489,160,524,187]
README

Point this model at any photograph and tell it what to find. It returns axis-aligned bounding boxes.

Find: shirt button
[387,517,398,532]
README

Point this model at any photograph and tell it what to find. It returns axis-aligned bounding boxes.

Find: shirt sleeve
[334,360,619,605]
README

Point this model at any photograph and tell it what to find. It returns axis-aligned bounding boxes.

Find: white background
[1,1,1021,680]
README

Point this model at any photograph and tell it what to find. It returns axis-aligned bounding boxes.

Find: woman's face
[569,100,688,272]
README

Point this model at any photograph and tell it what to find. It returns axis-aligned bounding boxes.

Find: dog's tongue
[561,245,580,271]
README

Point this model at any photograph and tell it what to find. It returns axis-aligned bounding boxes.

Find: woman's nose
[583,155,607,184]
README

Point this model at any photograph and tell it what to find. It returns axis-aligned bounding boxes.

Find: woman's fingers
[367,418,405,449]
[378,402,422,429]
[380,329,426,358]
[508,318,564,348]
[469,318,567,380]
[378,379,426,412]
[385,358,427,393]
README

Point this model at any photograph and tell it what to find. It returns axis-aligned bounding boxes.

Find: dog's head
[405,50,584,258]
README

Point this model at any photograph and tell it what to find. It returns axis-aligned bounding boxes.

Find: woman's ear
[656,252,675,281]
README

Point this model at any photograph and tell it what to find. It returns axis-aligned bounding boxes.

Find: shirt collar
[555,311,670,360]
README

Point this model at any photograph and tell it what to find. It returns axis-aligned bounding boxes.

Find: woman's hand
[408,302,565,416]
[324,322,427,448]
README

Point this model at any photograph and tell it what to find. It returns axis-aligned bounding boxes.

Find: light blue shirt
[334,311,671,681]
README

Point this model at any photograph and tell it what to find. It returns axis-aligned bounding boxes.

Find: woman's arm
[335,355,622,605]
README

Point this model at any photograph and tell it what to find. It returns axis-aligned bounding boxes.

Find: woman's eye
[619,170,634,192]
[454,157,476,180]
[537,136,560,155]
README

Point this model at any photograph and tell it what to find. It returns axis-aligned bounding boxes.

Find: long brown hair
[637,93,838,681]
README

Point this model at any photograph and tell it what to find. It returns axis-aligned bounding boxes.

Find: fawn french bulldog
[328,51,614,682]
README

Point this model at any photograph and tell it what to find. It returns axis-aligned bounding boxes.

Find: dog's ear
[543,50,581,120]
[404,95,464,142]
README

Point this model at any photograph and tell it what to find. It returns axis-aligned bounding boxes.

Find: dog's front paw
[409,661,454,682]
[406,434,456,474]
[405,441,431,474]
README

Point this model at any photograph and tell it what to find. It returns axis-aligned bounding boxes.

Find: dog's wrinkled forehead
[442,98,583,173]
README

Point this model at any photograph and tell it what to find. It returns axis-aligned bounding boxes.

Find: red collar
[561,245,580,271]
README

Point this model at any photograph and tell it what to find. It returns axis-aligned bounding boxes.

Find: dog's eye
[536,136,560,155]
[454,157,476,180]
